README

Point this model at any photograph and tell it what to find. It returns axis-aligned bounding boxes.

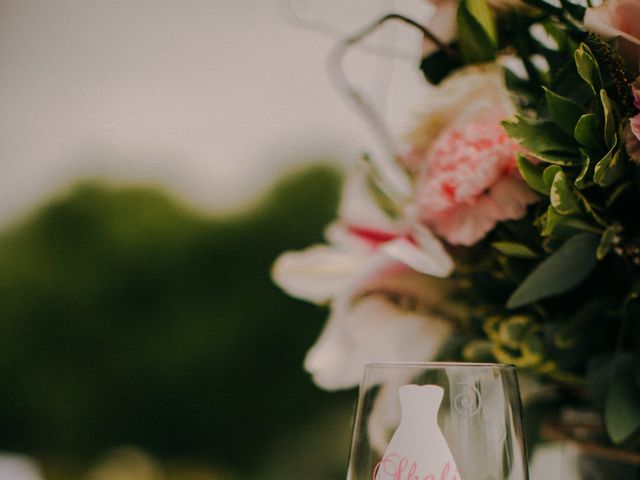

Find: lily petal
[381,227,454,277]
[271,245,363,304]
[304,295,453,390]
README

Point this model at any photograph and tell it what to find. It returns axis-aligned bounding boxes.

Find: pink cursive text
[373,454,460,480]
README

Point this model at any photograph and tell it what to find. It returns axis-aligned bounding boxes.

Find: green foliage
[516,155,547,195]
[491,241,538,259]
[0,165,348,475]
[506,233,599,308]
[575,44,603,97]
[503,117,580,165]
[544,87,584,135]
[456,0,497,64]
[605,354,640,446]
[454,7,640,435]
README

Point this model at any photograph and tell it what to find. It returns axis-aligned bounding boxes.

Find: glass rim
[364,361,515,369]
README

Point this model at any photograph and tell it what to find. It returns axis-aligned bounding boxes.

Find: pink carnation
[414,115,538,246]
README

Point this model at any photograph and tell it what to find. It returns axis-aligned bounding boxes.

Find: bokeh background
[0,1,429,479]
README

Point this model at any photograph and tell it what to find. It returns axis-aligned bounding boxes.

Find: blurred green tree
[0,165,350,477]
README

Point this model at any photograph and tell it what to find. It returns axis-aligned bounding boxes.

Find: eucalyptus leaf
[492,241,538,259]
[506,233,599,308]
[517,155,547,194]
[544,87,583,134]
[605,354,640,445]
[587,354,614,410]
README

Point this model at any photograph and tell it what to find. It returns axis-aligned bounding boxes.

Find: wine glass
[347,362,529,480]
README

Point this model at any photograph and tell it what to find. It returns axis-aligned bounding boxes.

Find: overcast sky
[1,0,430,223]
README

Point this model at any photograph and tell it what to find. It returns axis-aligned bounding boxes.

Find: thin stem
[328,13,453,202]
[279,0,416,60]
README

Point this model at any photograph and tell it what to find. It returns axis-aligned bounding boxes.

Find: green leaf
[559,0,586,20]
[544,87,583,135]
[543,165,562,190]
[594,143,624,187]
[457,0,497,63]
[535,152,583,166]
[516,155,547,194]
[465,0,496,43]
[597,226,616,260]
[587,354,613,410]
[575,189,607,227]
[600,89,616,148]
[574,43,602,98]
[492,241,538,259]
[605,355,640,445]
[541,205,562,237]
[574,114,603,152]
[503,117,579,165]
[575,149,593,189]
[607,181,633,207]
[550,170,581,215]
[541,205,600,237]
[506,233,599,308]
[554,299,607,349]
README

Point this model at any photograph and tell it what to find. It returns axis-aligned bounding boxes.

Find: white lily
[272,168,455,391]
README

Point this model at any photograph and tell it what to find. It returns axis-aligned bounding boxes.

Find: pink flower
[413,114,536,246]
[632,115,640,140]
[585,0,640,71]
[626,77,640,163]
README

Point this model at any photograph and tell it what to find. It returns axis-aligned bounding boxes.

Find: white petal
[324,222,376,252]
[381,230,453,277]
[304,296,453,390]
[271,245,362,304]
[338,171,401,232]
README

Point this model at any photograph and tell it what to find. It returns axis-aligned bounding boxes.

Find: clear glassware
[347,362,529,480]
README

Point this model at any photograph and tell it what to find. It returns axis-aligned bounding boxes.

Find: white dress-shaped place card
[375,385,461,480]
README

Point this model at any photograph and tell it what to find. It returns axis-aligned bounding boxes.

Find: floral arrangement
[273,0,640,449]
